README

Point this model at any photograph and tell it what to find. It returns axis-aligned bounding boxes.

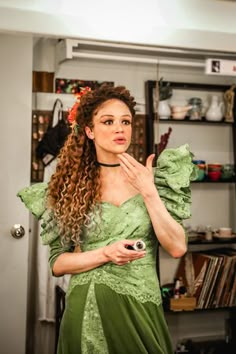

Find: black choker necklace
[97,162,120,167]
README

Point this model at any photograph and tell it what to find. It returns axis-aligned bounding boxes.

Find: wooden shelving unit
[145,80,236,352]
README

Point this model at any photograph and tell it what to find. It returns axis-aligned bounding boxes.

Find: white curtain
[30,102,70,354]
[31,159,69,354]
[37,159,70,323]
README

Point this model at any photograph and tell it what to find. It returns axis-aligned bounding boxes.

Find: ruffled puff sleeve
[17,183,72,271]
[154,144,198,224]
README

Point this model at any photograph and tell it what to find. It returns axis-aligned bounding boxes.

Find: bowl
[172,111,188,120]
[207,163,222,173]
[192,160,206,164]
[208,170,221,181]
[196,168,205,181]
[208,163,222,169]
[192,160,206,181]
[218,227,232,237]
[171,105,192,113]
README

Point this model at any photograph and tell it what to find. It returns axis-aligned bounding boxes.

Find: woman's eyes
[104,120,113,125]
[123,120,132,125]
[103,120,132,125]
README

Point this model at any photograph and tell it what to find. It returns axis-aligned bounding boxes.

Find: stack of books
[175,248,236,309]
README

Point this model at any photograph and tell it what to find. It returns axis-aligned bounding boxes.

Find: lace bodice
[68,193,161,304]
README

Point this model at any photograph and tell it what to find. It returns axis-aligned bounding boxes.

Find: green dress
[18,144,197,354]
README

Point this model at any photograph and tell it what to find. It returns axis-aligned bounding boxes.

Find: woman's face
[85,99,133,160]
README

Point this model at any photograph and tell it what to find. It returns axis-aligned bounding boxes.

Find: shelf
[192,179,236,184]
[146,79,236,345]
[160,81,230,92]
[165,306,236,313]
[145,80,236,157]
[32,92,76,110]
[188,239,236,245]
[159,117,233,125]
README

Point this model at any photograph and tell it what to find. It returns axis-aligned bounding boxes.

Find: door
[0,34,33,354]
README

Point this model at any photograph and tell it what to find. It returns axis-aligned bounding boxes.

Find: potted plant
[158,78,173,101]
[157,78,173,119]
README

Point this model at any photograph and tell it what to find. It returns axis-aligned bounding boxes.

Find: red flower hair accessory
[67,86,92,133]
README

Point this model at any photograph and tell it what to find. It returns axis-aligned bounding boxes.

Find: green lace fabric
[17,182,68,245]
[68,197,161,305]
[154,144,197,223]
[81,282,109,354]
[17,144,197,307]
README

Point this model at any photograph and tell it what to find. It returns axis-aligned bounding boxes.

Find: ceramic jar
[207,163,222,181]
[193,160,206,181]
[221,164,235,180]
[188,97,202,120]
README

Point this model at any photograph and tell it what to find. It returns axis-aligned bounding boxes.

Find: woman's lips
[113,138,126,145]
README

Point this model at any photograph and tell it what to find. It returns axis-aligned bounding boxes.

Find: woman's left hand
[117,153,155,195]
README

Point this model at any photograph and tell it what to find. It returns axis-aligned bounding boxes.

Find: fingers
[146,154,155,171]
[118,153,146,183]
[108,240,146,266]
[118,152,154,174]
[117,246,146,259]
[119,159,134,178]
[117,154,136,179]
[117,153,141,172]
[114,252,146,266]
[118,153,139,167]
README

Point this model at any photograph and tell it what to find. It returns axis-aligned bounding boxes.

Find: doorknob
[10,224,25,239]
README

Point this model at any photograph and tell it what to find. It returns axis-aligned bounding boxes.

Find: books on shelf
[175,249,236,309]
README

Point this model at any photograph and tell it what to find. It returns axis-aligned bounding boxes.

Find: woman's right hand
[103,240,146,266]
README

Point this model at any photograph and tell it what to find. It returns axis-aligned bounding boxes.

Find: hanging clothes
[37,99,70,322]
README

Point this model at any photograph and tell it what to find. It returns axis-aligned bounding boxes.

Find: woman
[18,84,196,354]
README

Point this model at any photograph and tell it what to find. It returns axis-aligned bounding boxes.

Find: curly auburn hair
[47,84,136,245]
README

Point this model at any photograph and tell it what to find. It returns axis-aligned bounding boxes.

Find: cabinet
[145,80,236,350]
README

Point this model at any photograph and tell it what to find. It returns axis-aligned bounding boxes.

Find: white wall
[2,0,236,51]
[0,33,33,354]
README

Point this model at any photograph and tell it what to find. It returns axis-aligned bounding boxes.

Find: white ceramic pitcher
[205,95,224,121]
[158,99,171,119]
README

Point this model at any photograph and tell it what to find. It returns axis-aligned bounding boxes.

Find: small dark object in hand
[127,240,146,251]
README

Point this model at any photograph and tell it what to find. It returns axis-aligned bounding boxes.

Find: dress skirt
[57,282,173,354]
